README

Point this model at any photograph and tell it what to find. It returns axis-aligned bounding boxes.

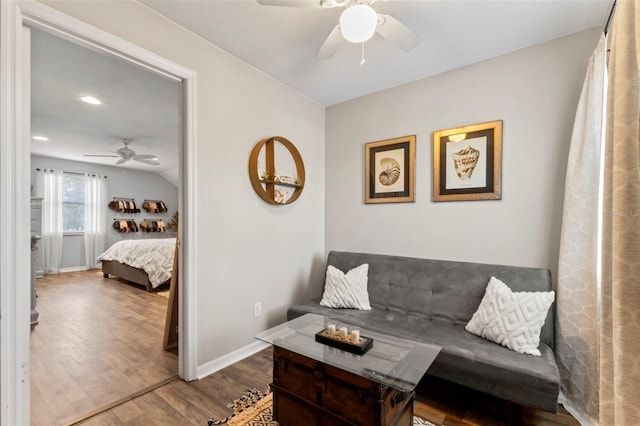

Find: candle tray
[315,328,374,355]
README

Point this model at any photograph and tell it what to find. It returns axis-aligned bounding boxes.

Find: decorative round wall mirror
[248,136,305,205]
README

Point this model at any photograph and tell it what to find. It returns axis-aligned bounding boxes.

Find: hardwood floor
[30,270,177,426]
[80,348,578,426]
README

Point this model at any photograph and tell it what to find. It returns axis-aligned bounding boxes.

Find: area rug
[207,388,436,426]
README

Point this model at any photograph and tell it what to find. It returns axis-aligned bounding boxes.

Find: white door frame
[0,1,199,424]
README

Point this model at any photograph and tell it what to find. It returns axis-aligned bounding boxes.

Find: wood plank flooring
[80,349,274,426]
[30,270,177,426]
[79,348,578,426]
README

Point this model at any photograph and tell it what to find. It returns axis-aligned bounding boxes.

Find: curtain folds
[558,1,640,424]
[600,0,640,424]
[556,33,606,426]
[39,169,64,274]
[84,174,107,269]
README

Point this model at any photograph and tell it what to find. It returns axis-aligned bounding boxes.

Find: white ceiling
[140,0,611,106]
[30,1,610,176]
[30,27,180,174]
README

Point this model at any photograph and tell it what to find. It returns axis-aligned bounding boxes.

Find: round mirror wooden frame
[248,136,305,205]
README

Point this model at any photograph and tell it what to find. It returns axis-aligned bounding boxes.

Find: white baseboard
[57,266,100,273]
[197,340,270,380]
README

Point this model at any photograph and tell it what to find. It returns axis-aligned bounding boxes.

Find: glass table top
[255,313,441,392]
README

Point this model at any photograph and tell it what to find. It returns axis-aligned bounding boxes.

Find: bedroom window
[62,174,85,233]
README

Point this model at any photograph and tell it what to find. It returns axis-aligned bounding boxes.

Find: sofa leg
[103,273,109,278]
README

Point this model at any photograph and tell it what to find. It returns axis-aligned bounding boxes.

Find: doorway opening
[29,24,182,426]
[0,2,198,424]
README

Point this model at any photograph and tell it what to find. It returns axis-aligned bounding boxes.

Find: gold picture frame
[365,135,415,204]
[433,120,502,202]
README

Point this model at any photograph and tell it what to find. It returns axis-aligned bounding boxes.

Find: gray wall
[43,0,326,366]
[325,29,601,283]
[31,154,179,270]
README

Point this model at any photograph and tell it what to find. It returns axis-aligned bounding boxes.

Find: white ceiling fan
[83,138,160,166]
[257,0,420,60]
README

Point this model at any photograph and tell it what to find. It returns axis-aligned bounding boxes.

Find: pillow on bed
[319,264,371,310]
[465,276,554,356]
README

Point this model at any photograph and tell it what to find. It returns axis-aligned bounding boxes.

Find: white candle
[339,327,348,338]
[327,324,336,335]
[351,329,360,343]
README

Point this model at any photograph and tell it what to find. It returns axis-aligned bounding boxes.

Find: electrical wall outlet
[254,302,262,318]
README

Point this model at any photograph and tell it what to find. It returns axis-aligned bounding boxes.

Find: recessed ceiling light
[80,96,101,105]
[32,136,48,141]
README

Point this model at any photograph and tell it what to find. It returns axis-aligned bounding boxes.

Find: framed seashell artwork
[432,120,502,202]
[365,135,415,204]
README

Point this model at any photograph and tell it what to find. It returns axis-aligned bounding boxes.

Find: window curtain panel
[600,0,640,424]
[556,34,606,426]
[84,174,107,269]
[38,169,64,274]
[555,34,607,425]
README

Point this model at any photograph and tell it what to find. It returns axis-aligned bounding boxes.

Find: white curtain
[84,174,107,269]
[556,34,607,425]
[558,2,640,423]
[38,169,64,274]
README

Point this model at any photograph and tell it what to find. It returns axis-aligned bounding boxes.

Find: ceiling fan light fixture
[339,4,377,43]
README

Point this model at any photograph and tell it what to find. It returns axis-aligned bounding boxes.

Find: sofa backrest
[326,251,554,348]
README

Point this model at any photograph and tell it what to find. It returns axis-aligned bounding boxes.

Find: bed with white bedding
[97,238,176,291]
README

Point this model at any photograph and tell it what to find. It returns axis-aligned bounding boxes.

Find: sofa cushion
[320,264,371,310]
[424,321,559,413]
[465,276,555,356]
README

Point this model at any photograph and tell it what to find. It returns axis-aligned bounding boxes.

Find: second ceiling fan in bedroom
[84,138,160,166]
[257,0,420,60]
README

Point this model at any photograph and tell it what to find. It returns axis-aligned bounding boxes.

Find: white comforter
[97,238,176,288]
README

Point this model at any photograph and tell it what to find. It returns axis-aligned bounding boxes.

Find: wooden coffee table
[256,314,441,426]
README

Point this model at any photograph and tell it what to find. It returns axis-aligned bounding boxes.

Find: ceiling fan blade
[376,14,421,52]
[316,25,345,59]
[134,154,159,160]
[84,154,119,158]
[116,158,126,165]
[133,157,160,166]
[257,0,331,8]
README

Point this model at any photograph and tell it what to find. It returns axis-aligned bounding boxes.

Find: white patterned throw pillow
[465,276,555,356]
[319,264,371,310]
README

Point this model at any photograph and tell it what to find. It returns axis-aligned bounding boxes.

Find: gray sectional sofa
[287,251,560,413]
